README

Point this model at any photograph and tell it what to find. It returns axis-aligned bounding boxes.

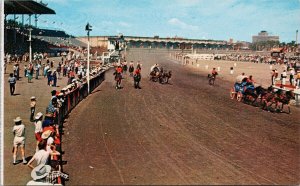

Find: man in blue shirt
[8,73,17,95]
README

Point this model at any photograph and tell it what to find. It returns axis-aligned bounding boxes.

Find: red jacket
[116,67,123,73]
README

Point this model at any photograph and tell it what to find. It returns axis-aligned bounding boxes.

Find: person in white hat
[41,130,55,152]
[26,164,52,185]
[34,112,43,152]
[30,96,37,122]
[12,116,27,165]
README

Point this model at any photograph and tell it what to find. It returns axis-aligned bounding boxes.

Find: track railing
[52,68,108,184]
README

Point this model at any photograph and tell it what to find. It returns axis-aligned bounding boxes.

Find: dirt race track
[63,49,300,185]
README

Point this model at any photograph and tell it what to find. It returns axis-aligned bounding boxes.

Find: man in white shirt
[27,140,60,169]
[281,70,287,85]
[236,72,247,83]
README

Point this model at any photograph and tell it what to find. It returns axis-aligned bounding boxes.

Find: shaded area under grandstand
[4,0,55,14]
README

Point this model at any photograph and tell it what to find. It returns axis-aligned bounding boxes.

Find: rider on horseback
[211,68,218,78]
[134,69,142,89]
[114,65,123,89]
[208,68,218,85]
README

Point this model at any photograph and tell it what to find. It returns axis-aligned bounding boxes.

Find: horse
[149,70,160,82]
[163,70,172,84]
[260,87,278,111]
[273,90,294,113]
[241,84,258,104]
[158,70,172,84]
[207,74,216,85]
[114,72,122,89]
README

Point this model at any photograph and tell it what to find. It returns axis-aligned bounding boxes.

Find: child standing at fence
[12,117,27,165]
[30,96,36,122]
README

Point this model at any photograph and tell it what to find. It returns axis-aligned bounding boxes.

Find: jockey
[114,66,123,89]
[116,65,123,74]
[236,72,247,83]
[134,69,141,89]
[150,64,157,72]
[247,75,255,85]
[129,62,134,76]
[211,68,218,77]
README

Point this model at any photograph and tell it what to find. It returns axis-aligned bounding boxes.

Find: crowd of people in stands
[224,53,300,66]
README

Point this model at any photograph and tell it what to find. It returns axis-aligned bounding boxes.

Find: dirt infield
[61,50,300,185]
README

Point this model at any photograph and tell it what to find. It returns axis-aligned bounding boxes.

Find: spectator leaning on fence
[30,96,37,122]
[34,112,43,152]
[27,140,60,169]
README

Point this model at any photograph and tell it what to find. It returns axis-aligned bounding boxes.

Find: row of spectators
[10,56,108,185]
[223,54,300,66]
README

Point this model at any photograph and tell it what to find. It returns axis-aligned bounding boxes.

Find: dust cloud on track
[63,49,300,185]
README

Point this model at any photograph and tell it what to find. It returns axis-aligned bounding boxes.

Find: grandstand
[5,20,87,56]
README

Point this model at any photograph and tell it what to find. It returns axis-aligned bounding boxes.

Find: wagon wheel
[230,88,236,99]
[237,92,243,102]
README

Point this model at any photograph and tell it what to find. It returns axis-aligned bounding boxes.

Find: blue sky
[9,0,300,42]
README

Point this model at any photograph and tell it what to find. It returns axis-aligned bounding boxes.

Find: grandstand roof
[4,0,56,14]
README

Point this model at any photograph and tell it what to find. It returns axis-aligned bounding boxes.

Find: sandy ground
[3,50,300,185]
[63,49,299,185]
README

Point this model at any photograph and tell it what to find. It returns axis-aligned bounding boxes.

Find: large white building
[252,31,279,43]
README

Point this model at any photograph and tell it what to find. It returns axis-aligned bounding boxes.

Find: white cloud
[168,18,199,31]
[118,21,130,28]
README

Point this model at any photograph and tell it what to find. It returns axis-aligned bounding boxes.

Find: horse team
[230,80,295,114]
[113,62,172,90]
[149,64,172,84]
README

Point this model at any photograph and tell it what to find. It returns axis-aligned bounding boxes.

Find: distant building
[252,31,279,43]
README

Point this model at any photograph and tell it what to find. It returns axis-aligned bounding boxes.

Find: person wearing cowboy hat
[12,116,27,165]
[42,130,59,154]
[30,96,37,122]
[26,164,52,185]
[57,93,65,107]
[34,112,43,152]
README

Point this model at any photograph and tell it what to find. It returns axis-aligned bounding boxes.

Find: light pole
[117,34,124,63]
[28,27,32,63]
[296,30,298,46]
[85,23,92,94]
